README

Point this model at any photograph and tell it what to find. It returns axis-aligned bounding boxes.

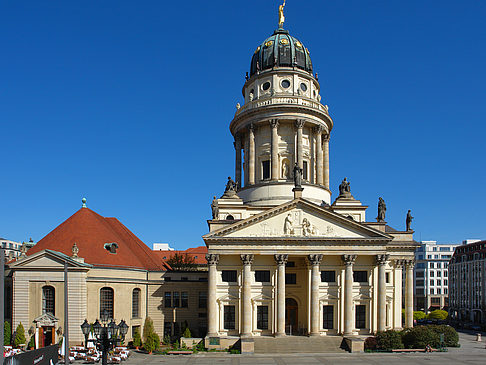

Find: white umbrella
[87,331,96,349]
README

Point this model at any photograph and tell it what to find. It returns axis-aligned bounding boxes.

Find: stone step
[253,336,347,353]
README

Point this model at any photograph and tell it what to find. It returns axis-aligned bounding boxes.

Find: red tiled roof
[152,246,208,265]
[26,207,166,271]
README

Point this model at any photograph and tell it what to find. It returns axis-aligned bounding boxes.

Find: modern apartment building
[414,241,458,312]
[0,238,35,259]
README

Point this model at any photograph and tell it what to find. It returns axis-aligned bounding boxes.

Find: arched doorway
[285,298,298,335]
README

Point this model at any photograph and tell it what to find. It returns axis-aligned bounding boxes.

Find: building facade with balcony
[449,240,486,325]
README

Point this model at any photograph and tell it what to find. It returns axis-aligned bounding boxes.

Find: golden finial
[278,0,286,28]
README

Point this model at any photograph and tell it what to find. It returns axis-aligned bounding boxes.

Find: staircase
[253,336,346,354]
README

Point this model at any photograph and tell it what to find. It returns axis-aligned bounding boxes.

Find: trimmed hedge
[402,326,440,349]
[376,330,404,351]
[427,310,448,320]
[429,325,459,347]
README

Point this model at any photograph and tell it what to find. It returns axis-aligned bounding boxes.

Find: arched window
[132,288,141,318]
[100,287,114,319]
[42,286,55,315]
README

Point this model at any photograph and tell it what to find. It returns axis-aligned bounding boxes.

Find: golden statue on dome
[278,0,286,28]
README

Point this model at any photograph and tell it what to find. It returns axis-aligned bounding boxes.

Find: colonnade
[206,253,415,337]
[234,120,330,188]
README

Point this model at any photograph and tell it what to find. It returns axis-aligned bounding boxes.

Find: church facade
[203,20,418,343]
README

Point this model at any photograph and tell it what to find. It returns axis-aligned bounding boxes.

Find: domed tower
[230,23,333,207]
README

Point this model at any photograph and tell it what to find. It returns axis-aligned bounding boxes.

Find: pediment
[9,249,92,269]
[204,199,390,241]
[251,294,273,302]
[34,313,59,326]
[217,294,239,303]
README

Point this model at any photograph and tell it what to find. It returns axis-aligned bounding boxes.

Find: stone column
[314,126,323,186]
[405,259,415,328]
[295,120,305,169]
[308,254,323,336]
[240,254,254,337]
[323,134,330,189]
[206,254,220,336]
[248,124,255,185]
[234,134,242,189]
[270,119,279,181]
[342,254,357,336]
[376,254,389,332]
[274,254,288,336]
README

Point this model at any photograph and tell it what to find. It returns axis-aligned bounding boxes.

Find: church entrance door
[41,326,54,347]
[285,298,298,335]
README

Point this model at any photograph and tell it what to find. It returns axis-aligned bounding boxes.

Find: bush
[28,336,35,349]
[4,321,11,346]
[364,336,377,351]
[144,332,160,353]
[376,330,403,351]
[132,327,142,348]
[182,327,192,338]
[414,311,426,320]
[13,322,26,347]
[429,325,459,347]
[162,334,171,346]
[143,317,155,343]
[427,310,448,320]
[402,326,440,349]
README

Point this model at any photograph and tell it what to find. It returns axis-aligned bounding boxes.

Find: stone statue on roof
[406,210,414,231]
[222,176,238,198]
[338,177,352,198]
[377,197,386,222]
[211,196,219,219]
[293,163,302,188]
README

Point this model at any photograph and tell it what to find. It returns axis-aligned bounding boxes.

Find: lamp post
[80,310,128,365]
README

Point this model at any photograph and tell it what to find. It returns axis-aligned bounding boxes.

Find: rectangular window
[353,271,368,283]
[430,288,435,295]
[437,271,441,277]
[132,289,140,318]
[322,305,334,329]
[416,279,424,286]
[416,288,424,295]
[285,273,297,284]
[181,292,188,308]
[444,279,448,286]
[444,271,448,277]
[430,279,434,286]
[385,272,390,284]
[437,288,442,294]
[321,271,336,283]
[262,160,270,180]
[224,305,236,329]
[222,270,237,283]
[173,292,180,308]
[355,305,366,329]
[303,161,308,180]
[440,247,450,252]
[164,322,172,336]
[430,271,434,277]
[444,288,448,294]
[199,291,207,309]
[436,280,441,286]
[431,297,440,305]
[416,271,424,278]
[164,292,172,308]
[255,270,270,283]
[257,306,269,330]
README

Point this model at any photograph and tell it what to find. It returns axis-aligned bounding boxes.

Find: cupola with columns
[230,24,333,207]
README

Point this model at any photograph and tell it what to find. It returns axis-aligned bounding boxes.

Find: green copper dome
[250,28,313,77]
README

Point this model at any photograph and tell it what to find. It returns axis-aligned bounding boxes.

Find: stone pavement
[125,331,486,365]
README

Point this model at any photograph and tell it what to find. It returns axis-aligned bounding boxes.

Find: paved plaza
[122,331,486,365]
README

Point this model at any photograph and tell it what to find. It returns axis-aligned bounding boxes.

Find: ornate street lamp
[80,316,128,365]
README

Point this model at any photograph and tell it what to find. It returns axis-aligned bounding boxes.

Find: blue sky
[1,1,485,249]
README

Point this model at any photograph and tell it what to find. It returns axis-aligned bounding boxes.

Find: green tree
[144,332,160,353]
[376,330,403,351]
[166,253,196,271]
[13,322,26,347]
[143,317,155,343]
[132,327,142,348]
[28,336,35,349]
[414,311,426,320]
[4,321,11,346]
[427,310,448,320]
[182,327,192,338]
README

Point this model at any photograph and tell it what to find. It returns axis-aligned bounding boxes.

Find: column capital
[240,254,254,265]
[376,254,390,266]
[270,119,279,129]
[342,254,357,266]
[308,254,323,266]
[313,125,323,135]
[322,133,330,142]
[248,123,256,132]
[404,259,415,269]
[206,254,220,265]
[393,259,405,268]
[295,119,305,129]
[274,254,288,265]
